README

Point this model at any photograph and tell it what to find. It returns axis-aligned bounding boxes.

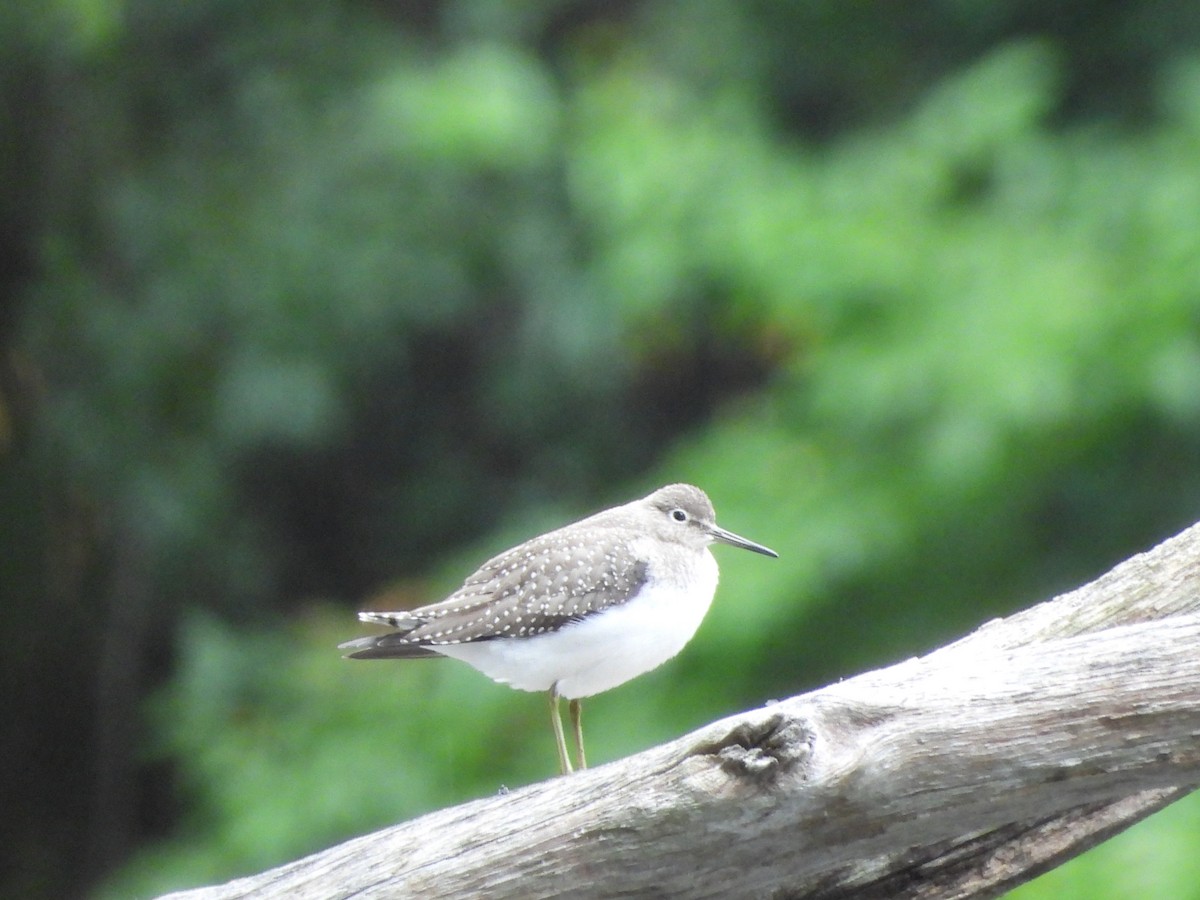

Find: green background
[4,2,1200,897]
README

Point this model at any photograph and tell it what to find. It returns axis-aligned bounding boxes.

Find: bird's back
[342,508,652,658]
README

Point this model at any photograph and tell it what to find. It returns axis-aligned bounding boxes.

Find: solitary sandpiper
[340,483,777,774]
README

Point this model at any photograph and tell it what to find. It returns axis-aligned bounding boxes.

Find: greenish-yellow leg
[569,698,586,770]
[549,687,572,775]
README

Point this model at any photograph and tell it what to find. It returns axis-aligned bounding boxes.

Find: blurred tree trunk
[89,527,155,878]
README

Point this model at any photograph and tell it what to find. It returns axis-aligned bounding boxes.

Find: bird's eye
[671,508,688,523]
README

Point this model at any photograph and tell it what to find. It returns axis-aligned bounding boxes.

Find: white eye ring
[670,508,688,523]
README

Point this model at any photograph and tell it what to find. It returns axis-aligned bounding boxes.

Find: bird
[339,483,777,775]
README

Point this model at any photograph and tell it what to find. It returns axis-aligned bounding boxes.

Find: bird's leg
[549,686,572,775]
[569,698,587,770]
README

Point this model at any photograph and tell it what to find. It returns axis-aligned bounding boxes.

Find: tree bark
[161,521,1200,899]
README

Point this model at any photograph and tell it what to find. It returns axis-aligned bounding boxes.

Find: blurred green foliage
[5,2,1200,898]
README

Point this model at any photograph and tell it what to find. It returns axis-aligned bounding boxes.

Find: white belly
[434,548,720,698]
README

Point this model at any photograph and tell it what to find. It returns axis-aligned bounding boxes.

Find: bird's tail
[356,610,417,628]
[338,611,441,660]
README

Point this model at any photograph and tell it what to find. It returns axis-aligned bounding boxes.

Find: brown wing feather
[344,518,650,655]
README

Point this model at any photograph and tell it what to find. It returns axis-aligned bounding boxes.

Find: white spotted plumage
[429,537,719,697]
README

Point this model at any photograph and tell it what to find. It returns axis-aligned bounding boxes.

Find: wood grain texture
[160,522,1200,900]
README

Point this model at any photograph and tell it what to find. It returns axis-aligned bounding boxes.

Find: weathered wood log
[161,521,1200,899]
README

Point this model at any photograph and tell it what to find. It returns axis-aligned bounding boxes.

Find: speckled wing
[339,521,650,659]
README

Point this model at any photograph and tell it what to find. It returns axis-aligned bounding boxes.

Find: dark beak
[708,524,778,558]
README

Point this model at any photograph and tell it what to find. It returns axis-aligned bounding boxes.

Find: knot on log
[694,710,813,779]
